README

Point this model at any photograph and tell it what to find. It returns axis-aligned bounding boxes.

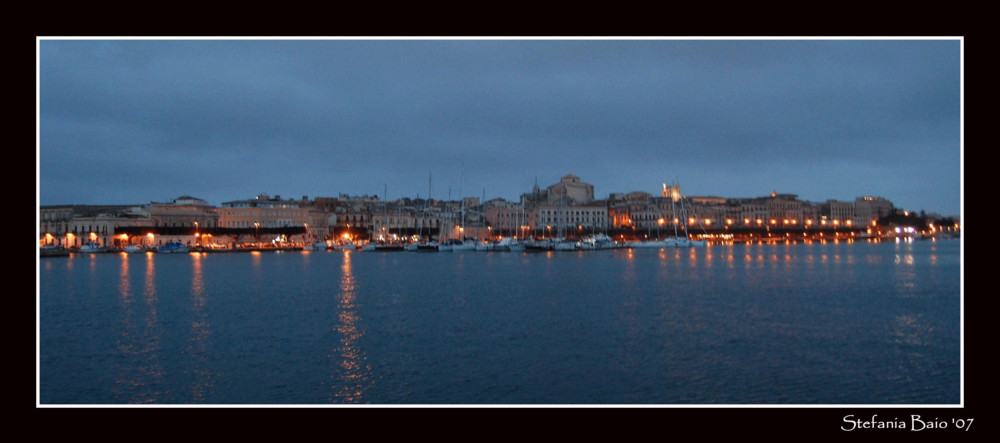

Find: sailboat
[372,184,405,251]
[451,185,476,251]
[671,181,706,247]
[507,200,527,252]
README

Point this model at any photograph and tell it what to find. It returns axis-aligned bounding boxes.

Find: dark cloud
[38,38,961,216]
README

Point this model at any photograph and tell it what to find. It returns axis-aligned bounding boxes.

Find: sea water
[38,239,961,405]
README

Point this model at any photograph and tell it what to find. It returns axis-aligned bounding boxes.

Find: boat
[658,180,706,248]
[416,241,443,252]
[335,240,357,251]
[123,244,146,253]
[158,242,190,253]
[77,242,106,253]
[491,237,525,252]
[448,239,476,251]
[39,245,70,257]
[626,239,668,249]
[553,239,577,251]
[508,240,525,252]
[373,242,406,251]
[524,238,554,251]
[674,237,706,247]
[675,184,706,247]
[580,233,619,250]
[491,238,512,252]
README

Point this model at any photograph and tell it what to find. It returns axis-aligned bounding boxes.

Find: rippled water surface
[38,239,961,405]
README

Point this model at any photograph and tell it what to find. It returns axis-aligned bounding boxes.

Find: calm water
[38,239,961,405]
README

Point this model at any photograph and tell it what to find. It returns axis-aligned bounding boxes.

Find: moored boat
[553,239,577,251]
[492,237,512,252]
[39,245,70,257]
[579,233,619,250]
[627,239,668,249]
[77,242,106,253]
[524,239,554,251]
[123,244,147,253]
[449,239,477,251]
[373,242,406,251]
[158,242,190,253]
[416,241,443,252]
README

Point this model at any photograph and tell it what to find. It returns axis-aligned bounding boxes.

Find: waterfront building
[39,206,75,247]
[765,193,806,226]
[685,196,727,229]
[124,196,221,248]
[40,204,137,248]
[66,210,126,248]
[854,196,893,227]
[519,174,608,238]
[215,194,311,246]
[534,202,609,238]
[545,173,595,205]
[607,191,653,229]
[485,199,513,232]
[371,202,442,242]
[735,198,768,227]
[266,195,337,245]
[819,199,856,229]
[41,174,947,247]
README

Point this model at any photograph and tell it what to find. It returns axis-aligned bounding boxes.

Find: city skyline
[37,37,962,217]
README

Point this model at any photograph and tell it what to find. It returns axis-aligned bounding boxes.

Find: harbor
[39,237,961,405]
[39,175,959,258]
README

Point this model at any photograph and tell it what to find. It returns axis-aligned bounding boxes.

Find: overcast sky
[37,38,962,216]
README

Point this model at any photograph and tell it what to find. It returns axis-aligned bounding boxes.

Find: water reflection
[331,250,372,403]
[113,253,136,402]
[892,242,920,297]
[114,252,164,403]
[187,253,213,402]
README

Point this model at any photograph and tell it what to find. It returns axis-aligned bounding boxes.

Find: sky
[37,38,962,217]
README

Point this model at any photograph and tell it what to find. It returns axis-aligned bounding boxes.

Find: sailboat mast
[680,190,689,239]
[670,182,679,238]
[460,171,465,240]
